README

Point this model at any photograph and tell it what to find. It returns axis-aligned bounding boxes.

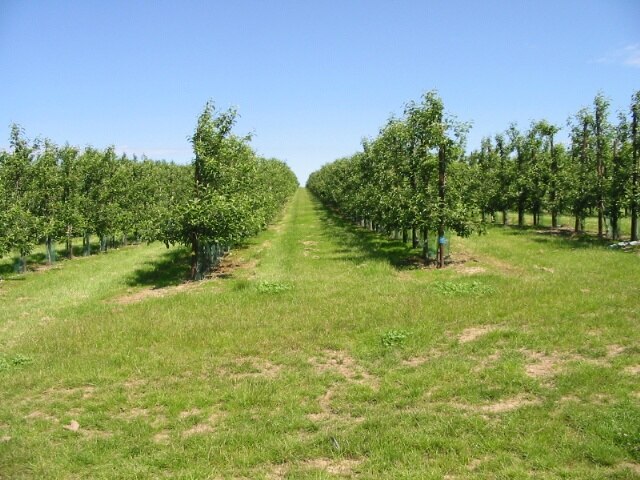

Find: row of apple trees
[307,91,480,267]
[174,102,298,279]
[0,125,192,272]
[0,102,298,278]
[307,90,640,267]
[467,90,640,240]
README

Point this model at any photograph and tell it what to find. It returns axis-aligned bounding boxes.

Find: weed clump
[431,280,494,296]
[381,330,410,348]
[0,354,33,372]
[257,281,293,294]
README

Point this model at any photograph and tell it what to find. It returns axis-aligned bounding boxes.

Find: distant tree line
[0,102,298,279]
[307,90,640,266]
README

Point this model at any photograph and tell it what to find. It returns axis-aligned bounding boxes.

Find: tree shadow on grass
[126,247,191,289]
[496,224,620,251]
[311,201,423,270]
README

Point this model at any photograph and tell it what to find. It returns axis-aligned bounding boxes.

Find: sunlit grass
[1,189,638,479]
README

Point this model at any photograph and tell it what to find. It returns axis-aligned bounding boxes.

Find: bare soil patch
[211,256,258,279]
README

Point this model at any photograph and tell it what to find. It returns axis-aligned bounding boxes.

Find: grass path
[0,188,639,479]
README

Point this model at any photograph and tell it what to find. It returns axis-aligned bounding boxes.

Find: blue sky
[1,1,638,183]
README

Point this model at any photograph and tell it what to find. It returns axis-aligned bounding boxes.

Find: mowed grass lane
[0,188,639,479]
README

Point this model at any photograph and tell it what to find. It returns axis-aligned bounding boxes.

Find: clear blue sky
[1,0,638,183]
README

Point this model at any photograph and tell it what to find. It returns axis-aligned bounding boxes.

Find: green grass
[1,188,639,479]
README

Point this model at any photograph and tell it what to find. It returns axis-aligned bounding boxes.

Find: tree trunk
[402,229,408,244]
[66,225,74,259]
[421,228,429,261]
[18,255,26,274]
[438,144,446,268]
[190,233,199,280]
[83,232,91,256]
[46,236,53,265]
[518,205,525,227]
[632,95,639,241]
[502,210,508,225]
[412,228,418,249]
[595,104,605,238]
[610,139,620,240]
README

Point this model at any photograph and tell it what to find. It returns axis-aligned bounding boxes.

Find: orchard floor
[0,188,639,479]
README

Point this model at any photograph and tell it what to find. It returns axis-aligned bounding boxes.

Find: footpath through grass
[0,188,639,479]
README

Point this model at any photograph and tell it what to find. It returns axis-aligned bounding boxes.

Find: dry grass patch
[116,407,149,420]
[153,430,170,444]
[61,419,112,439]
[266,457,363,479]
[122,378,147,389]
[301,457,363,475]
[113,281,205,305]
[452,394,541,414]
[606,344,626,357]
[523,350,561,378]
[309,350,378,388]
[472,351,502,373]
[44,385,96,399]
[179,408,201,418]
[618,462,640,474]
[24,411,58,423]
[624,365,640,375]
[181,413,223,437]
[402,349,444,367]
[217,357,282,380]
[458,325,496,344]
[307,350,377,423]
[454,265,487,275]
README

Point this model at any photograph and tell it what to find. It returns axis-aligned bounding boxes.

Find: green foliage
[167,102,297,279]
[308,90,481,263]
[0,104,297,277]
[381,329,410,347]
